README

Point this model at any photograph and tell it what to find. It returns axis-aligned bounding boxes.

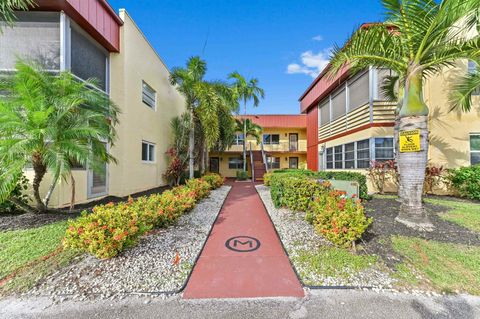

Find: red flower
[173,252,180,266]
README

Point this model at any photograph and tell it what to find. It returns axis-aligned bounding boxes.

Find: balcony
[223,140,307,153]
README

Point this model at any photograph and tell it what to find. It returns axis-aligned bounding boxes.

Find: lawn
[0,221,78,295]
[425,198,480,233]
[392,236,480,295]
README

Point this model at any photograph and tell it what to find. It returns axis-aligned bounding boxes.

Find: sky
[108,0,385,115]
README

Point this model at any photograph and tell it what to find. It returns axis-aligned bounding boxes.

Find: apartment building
[0,0,185,207]
[210,115,307,181]
[300,34,479,192]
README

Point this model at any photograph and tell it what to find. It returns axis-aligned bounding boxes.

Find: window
[142,141,155,162]
[331,88,346,120]
[375,138,394,161]
[263,134,280,145]
[471,134,480,165]
[344,142,355,169]
[326,147,333,169]
[468,61,480,96]
[142,81,156,109]
[348,71,369,111]
[234,133,244,146]
[356,139,370,168]
[228,157,243,169]
[319,100,330,126]
[266,156,281,169]
[377,69,397,100]
[334,145,343,169]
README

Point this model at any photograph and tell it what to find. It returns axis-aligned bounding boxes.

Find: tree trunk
[243,101,247,172]
[43,170,60,210]
[199,140,205,175]
[9,197,36,214]
[395,72,433,231]
[31,153,47,213]
[188,108,195,179]
[394,111,403,202]
[69,173,76,213]
[205,147,210,173]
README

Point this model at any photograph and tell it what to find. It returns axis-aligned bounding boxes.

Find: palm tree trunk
[394,110,403,201]
[395,73,433,231]
[43,170,60,209]
[32,153,47,213]
[189,108,195,179]
[69,173,76,213]
[243,101,247,172]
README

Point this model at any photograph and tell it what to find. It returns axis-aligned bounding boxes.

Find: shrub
[367,160,398,194]
[0,172,30,214]
[447,165,480,200]
[272,169,369,199]
[309,192,372,248]
[202,173,224,189]
[163,148,188,186]
[423,164,445,195]
[185,178,211,200]
[236,170,248,181]
[63,177,221,259]
[263,172,273,186]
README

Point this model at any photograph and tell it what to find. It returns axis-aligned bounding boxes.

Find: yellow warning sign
[399,129,421,152]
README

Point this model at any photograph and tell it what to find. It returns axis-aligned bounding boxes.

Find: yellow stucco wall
[28,10,185,208]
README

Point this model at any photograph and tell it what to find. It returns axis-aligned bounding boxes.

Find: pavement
[2,289,480,319]
[183,182,303,299]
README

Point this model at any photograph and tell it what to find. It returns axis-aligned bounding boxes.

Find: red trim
[318,122,394,144]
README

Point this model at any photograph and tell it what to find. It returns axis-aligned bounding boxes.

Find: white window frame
[228,156,243,170]
[234,133,245,146]
[266,156,281,169]
[142,141,156,163]
[470,133,480,165]
[263,134,280,145]
[142,81,157,110]
[373,137,395,162]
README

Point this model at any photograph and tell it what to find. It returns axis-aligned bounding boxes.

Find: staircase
[252,151,267,182]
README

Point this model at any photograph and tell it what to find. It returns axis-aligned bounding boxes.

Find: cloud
[312,35,323,41]
[286,48,332,78]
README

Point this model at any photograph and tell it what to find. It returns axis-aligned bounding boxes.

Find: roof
[235,114,307,129]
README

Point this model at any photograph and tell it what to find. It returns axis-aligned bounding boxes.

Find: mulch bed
[0,185,171,232]
[361,195,480,268]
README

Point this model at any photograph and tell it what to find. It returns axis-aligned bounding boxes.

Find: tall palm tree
[229,72,264,171]
[235,118,263,145]
[170,57,237,179]
[328,0,480,231]
[0,0,36,29]
[0,61,119,213]
[450,59,480,111]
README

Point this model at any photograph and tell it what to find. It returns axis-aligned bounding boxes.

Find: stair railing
[249,142,255,181]
[261,142,269,172]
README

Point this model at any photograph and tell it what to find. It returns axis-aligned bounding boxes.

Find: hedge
[63,174,224,259]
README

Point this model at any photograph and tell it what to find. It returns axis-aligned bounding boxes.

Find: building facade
[0,1,185,207]
[300,48,479,193]
[210,115,307,180]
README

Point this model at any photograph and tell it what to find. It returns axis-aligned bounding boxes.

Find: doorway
[88,142,108,198]
[210,157,220,173]
[289,157,299,169]
[289,133,298,151]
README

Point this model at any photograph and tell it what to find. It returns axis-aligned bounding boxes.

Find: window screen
[471,135,480,165]
[142,141,155,162]
[344,142,355,169]
[319,100,330,126]
[228,157,243,169]
[71,26,107,90]
[348,72,369,111]
[356,139,370,168]
[334,145,343,169]
[0,12,60,70]
[263,134,280,145]
[326,147,333,169]
[331,88,346,120]
[267,156,281,169]
[375,138,394,161]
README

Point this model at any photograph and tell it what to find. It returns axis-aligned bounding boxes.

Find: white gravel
[256,185,395,289]
[29,186,231,301]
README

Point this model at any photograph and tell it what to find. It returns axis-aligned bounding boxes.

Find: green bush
[236,170,248,181]
[447,165,480,200]
[202,173,224,189]
[63,177,221,259]
[272,169,369,199]
[0,173,30,214]
[263,172,273,186]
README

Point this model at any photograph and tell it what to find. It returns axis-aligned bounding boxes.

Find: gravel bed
[256,185,395,289]
[28,186,231,302]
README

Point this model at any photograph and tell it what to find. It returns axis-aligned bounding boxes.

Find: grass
[0,221,79,295]
[392,236,480,295]
[425,198,480,233]
[293,246,378,283]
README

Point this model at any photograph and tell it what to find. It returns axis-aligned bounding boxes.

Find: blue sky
[108,0,384,114]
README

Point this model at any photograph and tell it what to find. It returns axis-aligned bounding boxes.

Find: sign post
[399,129,421,153]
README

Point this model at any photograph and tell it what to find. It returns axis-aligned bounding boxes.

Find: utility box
[318,179,360,198]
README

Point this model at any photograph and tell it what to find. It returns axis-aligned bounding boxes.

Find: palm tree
[328,0,480,230]
[170,57,237,179]
[229,72,264,171]
[450,59,480,111]
[235,118,263,145]
[0,0,36,29]
[0,61,119,213]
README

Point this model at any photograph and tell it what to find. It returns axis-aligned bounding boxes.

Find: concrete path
[2,290,480,319]
[183,182,304,299]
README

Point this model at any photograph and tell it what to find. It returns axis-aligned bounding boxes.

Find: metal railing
[249,142,255,181]
[261,142,268,172]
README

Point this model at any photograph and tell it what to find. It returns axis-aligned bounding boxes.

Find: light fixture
[285,157,288,161]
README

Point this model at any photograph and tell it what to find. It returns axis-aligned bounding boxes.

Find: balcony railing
[224,140,307,153]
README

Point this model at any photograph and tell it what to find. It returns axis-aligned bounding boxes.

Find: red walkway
[183,182,304,299]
